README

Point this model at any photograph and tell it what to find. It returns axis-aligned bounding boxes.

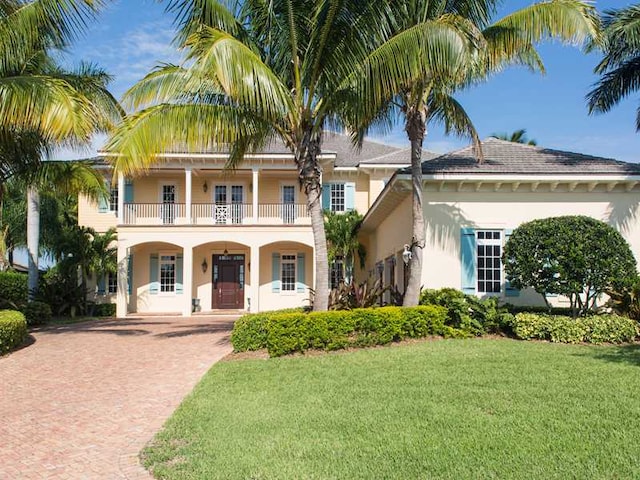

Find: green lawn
[143,339,640,479]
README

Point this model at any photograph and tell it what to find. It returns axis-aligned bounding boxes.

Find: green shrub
[511,313,638,344]
[420,288,513,335]
[0,310,28,355]
[94,303,116,317]
[0,271,28,310]
[23,301,52,326]
[233,305,454,357]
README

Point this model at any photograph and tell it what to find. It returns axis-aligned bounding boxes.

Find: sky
[56,0,640,162]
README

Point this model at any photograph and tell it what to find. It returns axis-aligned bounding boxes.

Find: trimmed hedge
[511,313,638,344]
[94,303,116,317]
[0,310,28,355]
[24,301,52,326]
[0,271,28,310]
[232,305,458,357]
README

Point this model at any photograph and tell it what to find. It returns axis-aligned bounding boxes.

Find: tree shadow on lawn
[577,344,640,367]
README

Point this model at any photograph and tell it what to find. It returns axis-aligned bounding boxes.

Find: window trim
[476,229,503,295]
[108,185,118,214]
[158,251,177,295]
[107,272,117,294]
[280,252,297,294]
[329,183,346,212]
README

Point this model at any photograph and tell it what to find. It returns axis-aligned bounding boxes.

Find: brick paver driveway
[0,316,235,479]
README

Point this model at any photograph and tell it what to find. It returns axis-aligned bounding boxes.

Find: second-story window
[109,186,118,214]
[330,183,345,212]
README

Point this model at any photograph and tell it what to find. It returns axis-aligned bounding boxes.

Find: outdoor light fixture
[203,180,208,193]
[201,258,208,273]
[402,244,412,265]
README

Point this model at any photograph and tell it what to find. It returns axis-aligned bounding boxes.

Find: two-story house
[79,133,426,317]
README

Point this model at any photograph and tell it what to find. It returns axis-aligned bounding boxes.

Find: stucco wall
[259,242,313,311]
[77,195,117,233]
[367,186,640,306]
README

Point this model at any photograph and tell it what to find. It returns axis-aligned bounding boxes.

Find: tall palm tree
[492,129,537,145]
[107,0,396,311]
[587,4,640,128]
[346,0,599,306]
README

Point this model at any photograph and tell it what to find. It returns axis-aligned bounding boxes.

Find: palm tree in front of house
[345,0,600,306]
[587,4,640,129]
[324,210,366,287]
[106,0,397,311]
[492,129,537,145]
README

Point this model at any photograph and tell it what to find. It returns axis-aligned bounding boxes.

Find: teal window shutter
[321,184,331,210]
[272,253,281,293]
[296,253,306,293]
[124,179,134,203]
[345,182,356,211]
[176,254,184,294]
[460,228,476,294]
[97,275,106,295]
[127,254,133,295]
[504,229,520,297]
[149,254,159,295]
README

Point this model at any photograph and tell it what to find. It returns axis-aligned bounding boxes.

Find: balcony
[121,203,310,226]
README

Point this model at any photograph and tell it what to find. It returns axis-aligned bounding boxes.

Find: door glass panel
[214,186,228,224]
[161,185,176,224]
[282,185,295,224]
[231,186,243,224]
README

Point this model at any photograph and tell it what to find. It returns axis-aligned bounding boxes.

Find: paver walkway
[0,316,235,479]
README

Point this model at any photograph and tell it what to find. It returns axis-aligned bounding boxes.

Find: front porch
[116,237,314,317]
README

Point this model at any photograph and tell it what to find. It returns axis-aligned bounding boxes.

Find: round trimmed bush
[0,310,28,355]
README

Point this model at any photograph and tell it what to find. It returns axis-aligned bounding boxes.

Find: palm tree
[346,0,599,306]
[492,129,537,145]
[107,0,397,311]
[587,5,640,128]
[0,0,112,146]
[324,210,366,287]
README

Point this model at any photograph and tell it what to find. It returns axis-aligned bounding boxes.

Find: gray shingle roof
[410,137,640,175]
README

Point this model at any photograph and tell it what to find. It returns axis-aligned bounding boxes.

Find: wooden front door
[212,254,245,309]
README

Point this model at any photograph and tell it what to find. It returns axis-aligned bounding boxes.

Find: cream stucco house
[79,133,430,317]
[360,138,640,308]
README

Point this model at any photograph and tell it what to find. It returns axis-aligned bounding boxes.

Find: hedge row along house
[79,134,640,316]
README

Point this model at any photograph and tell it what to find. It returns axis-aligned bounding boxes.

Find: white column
[182,246,194,316]
[252,167,259,223]
[117,172,125,224]
[250,245,260,312]
[116,244,128,318]
[185,167,192,224]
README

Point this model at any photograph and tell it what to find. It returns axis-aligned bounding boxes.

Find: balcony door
[214,185,244,224]
[281,185,296,224]
[212,254,245,309]
[161,184,176,224]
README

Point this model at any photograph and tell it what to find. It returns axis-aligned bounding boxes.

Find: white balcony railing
[121,203,310,226]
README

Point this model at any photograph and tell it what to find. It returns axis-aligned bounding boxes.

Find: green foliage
[0,310,27,355]
[94,303,116,317]
[419,288,513,335]
[504,216,638,316]
[232,305,452,357]
[23,301,52,326]
[511,313,638,344]
[329,279,385,310]
[0,271,27,310]
[36,266,87,317]
[324,210,366,283]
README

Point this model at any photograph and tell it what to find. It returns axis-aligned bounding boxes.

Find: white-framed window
[281,254,296,292]
[330,183,345,212]
[330,256,344,289]
[476,230,502,294]
[159,254,176,293]
[109,186,118,214]
[214,184,244,224]
[107,272,117,294]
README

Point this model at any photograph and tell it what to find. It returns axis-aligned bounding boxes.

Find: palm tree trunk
[27,185,40,300]
[403,108,426,307]
[297,132,329,311]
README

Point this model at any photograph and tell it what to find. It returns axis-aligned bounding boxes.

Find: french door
[161,184,176,224]
[214,185,244,224]
[281,185,295,224]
